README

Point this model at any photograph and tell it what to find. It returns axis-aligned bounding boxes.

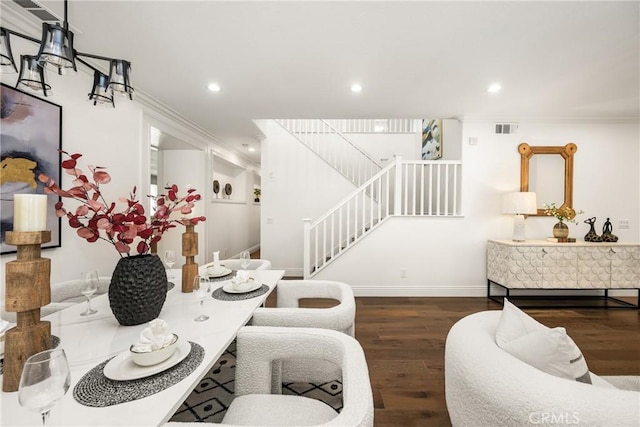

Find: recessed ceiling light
[487,82,502,93]
[208,82,221,92]
[248,147,256,152]
[350,83,363,93]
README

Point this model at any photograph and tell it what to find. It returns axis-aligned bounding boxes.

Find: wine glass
[80,272,99,316]
[18,348,71,426]
[164,250,176,281]
[193,275,210,322]
[239,250,251,271]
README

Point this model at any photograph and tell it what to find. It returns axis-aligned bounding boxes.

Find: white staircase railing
[304,155,463,278]
[276,119,382,187]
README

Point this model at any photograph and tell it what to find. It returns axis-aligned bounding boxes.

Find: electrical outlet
[618,219,629,230]
[400,268,407,278]
[266,218,274,224]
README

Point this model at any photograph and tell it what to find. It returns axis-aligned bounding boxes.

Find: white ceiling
[4,1,640,164]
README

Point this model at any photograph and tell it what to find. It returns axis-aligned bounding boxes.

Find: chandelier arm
[0,27,40,44]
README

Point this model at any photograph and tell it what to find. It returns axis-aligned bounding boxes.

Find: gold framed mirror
[519,142,577,216]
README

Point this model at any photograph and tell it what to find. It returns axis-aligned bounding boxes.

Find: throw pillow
[496,299,592,384]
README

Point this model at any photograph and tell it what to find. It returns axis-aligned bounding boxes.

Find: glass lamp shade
[16,55,51,95]
[36,23,76,72]
[108,59,134,99]
[88,71,115,107]
[0,28,18,73]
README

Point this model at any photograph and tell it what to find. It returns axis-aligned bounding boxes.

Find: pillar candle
[213,251,220,265]
[13,194,48,232]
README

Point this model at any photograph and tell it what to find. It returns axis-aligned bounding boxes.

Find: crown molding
[462,113,640,124]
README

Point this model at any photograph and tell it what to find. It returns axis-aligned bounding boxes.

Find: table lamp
[502,192,537,241]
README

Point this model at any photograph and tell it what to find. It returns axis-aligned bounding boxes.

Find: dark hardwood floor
[253,252,639,426]
[269,294,640,427]
[356,297,640,427]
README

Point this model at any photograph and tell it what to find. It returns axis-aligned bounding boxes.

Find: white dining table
[0,269,284,426]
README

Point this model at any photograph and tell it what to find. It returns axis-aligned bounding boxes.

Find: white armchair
[249,280,356,384]
[1,276,111,322]
[166,326,374,427]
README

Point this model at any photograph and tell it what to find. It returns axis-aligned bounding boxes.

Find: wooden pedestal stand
[181,220,198,293]
[3,231,52,392]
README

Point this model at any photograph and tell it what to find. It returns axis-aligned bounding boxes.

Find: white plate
[222,281,263,294]
[103,340,191,381]
[206,266,232,278]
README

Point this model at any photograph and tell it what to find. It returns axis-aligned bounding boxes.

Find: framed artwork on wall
[1,83,62,254]
[422,119,442,160]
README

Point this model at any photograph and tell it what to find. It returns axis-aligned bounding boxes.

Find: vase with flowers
[543,202,583,239]
[39,151,205,326]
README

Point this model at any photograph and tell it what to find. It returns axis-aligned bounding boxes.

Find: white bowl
[129,334,179,366]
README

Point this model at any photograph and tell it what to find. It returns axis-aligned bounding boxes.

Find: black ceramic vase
[109,254,168,326]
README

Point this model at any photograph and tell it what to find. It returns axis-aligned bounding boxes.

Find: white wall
[264,117,639,294]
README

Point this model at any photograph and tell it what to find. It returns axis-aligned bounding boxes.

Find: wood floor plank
[273,288,639,426]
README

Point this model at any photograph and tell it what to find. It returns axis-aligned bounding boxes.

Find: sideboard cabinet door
[541,246,577,289]
[577,247,611,288]
[610,246,640,289]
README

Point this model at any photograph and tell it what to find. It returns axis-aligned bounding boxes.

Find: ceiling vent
[13,0,62,22]
[495,123,518,134]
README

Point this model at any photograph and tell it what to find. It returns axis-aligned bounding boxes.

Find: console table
[487,240,639,308]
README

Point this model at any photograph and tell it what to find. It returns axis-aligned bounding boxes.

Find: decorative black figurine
[601,218,619,242]
[584,217,603,242]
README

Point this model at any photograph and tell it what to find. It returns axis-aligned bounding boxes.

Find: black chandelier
[0,0,133,108]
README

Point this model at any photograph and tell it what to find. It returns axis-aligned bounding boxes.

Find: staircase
[303,155,462,278]
[275,119,463,278]
[275,119,382,187]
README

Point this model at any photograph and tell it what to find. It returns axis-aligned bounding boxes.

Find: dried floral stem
[38,150,206,257]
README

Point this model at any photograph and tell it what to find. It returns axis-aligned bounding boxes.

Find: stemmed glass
[80,272,99,316]
[239,250,251,271]
[164,250,176,281]
[18,348,71,426]
[193,275,210,322]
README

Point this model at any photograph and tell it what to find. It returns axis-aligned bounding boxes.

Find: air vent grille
[12,0,62,22]
[494,123,519,134]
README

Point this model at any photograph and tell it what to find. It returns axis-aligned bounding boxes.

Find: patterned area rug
[170,340,343,423]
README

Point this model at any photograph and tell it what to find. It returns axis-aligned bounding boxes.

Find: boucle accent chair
[166,326,374,427]
[249,280,356,384]
[1,276,110,322]
[445,311,640,426]
[201,259,272,271]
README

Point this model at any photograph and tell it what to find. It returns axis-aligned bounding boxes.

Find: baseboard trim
[351,285,487,297]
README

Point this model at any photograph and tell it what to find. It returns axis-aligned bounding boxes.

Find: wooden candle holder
[3,230,52,392]
[181,220,198,293]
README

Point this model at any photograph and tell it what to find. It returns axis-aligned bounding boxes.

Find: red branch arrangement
[39,151,205,257]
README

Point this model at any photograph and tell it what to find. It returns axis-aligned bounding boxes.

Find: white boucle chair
[201,259,272,271]
[1,276,111,322]
[166,326,374,427]
[445,310,640,426]
[249,280,356,385]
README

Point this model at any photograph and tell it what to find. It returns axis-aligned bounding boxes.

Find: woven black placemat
[0,335,60,375]
[211,284,269,301]
[73,342,204,407]
[206,270,236,282]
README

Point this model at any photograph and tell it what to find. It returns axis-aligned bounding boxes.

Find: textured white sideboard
[487,240,640,291]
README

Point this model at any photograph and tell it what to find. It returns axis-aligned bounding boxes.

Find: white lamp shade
[502,192,537,215]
